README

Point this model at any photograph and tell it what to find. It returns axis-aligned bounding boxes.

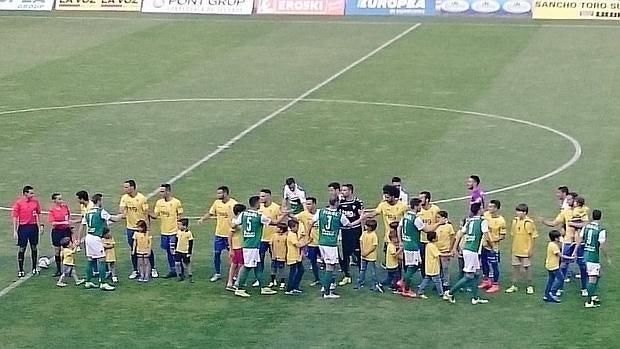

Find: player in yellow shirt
[227,204,247,291]
[74,191,94,250]
[416,231,443,298]
[568,196,591,295]
[269,224,288,290]
[132,220,153,283]
[119,180,157,279]
[435,211,456,288]
[480,200,507,293]
[102,231,118,283]
[198,186,238,282]
[56,238,85,287]
[365,185,407,269]
[295,197,321,286]
[418,191,441,277]
[151,184,184,279]
[539,192,576,292]
[174,218,194,283]
[505,203,539,295]
[256,188,283,287]
[284,220,307,295]
[354,220,381,292]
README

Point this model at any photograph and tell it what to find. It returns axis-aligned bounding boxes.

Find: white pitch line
[0,97,581,210]
[0,23,420,299]
[2,14,620,29]
[146,23,422,197]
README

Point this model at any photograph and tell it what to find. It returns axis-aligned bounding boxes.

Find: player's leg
[585,263,600,306]
[338,237,352,284]
[577,246,588,295]
[487,251,501,292]
[307,246,320,284]
[161,235,175,278]
[419,242,427,277]
[212,237,227,281]
[108,262,117,281]
[126,229,137,278]
[479,248,491,288]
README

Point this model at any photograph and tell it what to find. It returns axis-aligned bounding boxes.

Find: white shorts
[462,250,480,273]
[404,250,422,267]
[242,248,260,268]
[586,262,601,276]
[319,246,339,265]
[85,234,105,259]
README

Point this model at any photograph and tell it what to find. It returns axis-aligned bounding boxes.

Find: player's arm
[538,215,563,228]
[451,225,465,256]
[227,229,234,251]
[197,204,217,224]
[149,204,159,220]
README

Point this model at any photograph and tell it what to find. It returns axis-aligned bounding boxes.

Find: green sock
[405,266,417,289]
[450,276,470,294]
[98,260,107,284]
[470,276,480,298]
[323,270,333,292]
[254,267,264,288]
[86,260,94,282]
[237,267,249,290]
[587,282,597,300]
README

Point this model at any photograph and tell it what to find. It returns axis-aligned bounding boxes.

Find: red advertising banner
[257,0,345,14]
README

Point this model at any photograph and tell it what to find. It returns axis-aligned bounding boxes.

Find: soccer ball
[37,256,51,269]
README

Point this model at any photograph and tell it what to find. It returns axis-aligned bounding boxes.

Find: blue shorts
[214,236,229,253]
[486,249,500,263]
[271,260,285,271]
[260,241,271,256]
[18,224,39,248]
[562,244,576,263]
[161,234,177,250]
[576,245,585,265]
[126,229,137,247]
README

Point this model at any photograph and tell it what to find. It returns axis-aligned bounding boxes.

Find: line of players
[10,177,609,307]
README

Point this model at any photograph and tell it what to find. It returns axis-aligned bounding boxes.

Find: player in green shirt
[310,198,362,299]
[232,196,286,297]
[444,204,489,305]
[399,198,444,297]
[82,194,121,291]
[576,210,610,308]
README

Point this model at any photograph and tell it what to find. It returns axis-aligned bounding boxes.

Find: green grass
[0,14,619,349]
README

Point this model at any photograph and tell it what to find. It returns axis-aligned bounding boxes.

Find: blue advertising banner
[345,0,435,15]
[437,0,532,15]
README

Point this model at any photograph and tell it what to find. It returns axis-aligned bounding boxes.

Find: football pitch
[0,12,619,348]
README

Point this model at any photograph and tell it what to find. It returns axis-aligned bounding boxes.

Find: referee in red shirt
[49,193,72,277]
[12,185,42,277]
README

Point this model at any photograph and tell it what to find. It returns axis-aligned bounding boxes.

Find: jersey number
[325,215,333,230]
[245,217,253,233]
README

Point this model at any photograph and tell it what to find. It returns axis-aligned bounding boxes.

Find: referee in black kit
[337,183,364,286]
